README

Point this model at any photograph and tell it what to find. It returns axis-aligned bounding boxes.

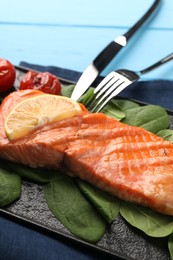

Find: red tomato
[0,58,16,93]
[20,71,61,95]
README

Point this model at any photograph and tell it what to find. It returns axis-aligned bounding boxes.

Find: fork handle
[139,53,173,75]
[124,0,161,40]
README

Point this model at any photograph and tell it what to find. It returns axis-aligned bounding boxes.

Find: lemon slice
[4,94,82,140]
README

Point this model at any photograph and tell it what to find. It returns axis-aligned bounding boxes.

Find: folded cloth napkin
[20,61,173,111]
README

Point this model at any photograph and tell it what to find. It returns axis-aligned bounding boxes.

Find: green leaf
[0,159,51,184]
[0,168,21,207]
[101,100,125,120]
[61,84,75,97]
[157,129,173,143]
[78,87,95,106]
[12,165,52,184]
[120,203,173,237]
[43,173,106,242]
[77,179,121,223]
[113,99,140,111]
[168,233,173,259]
[122,105,169,133]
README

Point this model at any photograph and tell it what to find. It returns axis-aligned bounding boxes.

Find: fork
[88,53,173,112]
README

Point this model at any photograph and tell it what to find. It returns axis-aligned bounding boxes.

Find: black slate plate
[0,66,172,260]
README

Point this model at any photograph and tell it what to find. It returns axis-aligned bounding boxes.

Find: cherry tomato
[0,58,16,93]
[20,71,61,95]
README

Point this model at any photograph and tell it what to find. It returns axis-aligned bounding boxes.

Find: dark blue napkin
[20,61,173,111]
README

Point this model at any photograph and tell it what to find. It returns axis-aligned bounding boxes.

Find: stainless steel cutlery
[71,0,161,101]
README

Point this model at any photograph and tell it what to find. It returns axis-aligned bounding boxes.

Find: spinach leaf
[0,168,21,207]
[61,84,95,106]
[101,100,125,120]
[11,164,52,184]
[44,173,106,242]
[113,99,140,111]
[61,84,75,97]
[157,129,173,143]
[168,233,173,259]
[122,105,169,133]
[120,203,173,237]
[78,87,95,106]
[0,159,51,184]
[77,179,121,223]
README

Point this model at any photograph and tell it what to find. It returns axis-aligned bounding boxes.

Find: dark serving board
[0,66,172,260]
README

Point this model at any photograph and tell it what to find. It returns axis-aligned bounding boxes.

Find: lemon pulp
[4,94,82,140]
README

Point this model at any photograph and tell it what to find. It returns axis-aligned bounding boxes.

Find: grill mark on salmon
[1,90,173,215]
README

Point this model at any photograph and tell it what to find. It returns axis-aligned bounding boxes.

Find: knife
[71,0,161,101]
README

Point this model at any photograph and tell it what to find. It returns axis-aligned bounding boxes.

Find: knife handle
[93,41,124,73]
[93,0,161,73]
[124,0,161,40]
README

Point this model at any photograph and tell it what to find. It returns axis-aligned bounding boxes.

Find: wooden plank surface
[0,0,173,80]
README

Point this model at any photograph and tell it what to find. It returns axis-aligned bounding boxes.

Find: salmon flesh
[1,89,173,216]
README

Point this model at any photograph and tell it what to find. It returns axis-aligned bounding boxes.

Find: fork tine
[87,72,119,112]
[91,72,130,112]
[95,76,120,99]
[95,80,132,112]
[91,80,124,112]
[95,79,124,106]
[94,71,116,94]
[88,52,173,113]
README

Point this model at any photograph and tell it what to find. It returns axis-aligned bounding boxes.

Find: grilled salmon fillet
[1,89,173,216]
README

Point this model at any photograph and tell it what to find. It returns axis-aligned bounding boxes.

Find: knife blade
[71,0,161,101]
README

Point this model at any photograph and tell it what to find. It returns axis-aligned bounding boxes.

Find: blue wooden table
[1,0,173,80]
[1,1,173,259]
